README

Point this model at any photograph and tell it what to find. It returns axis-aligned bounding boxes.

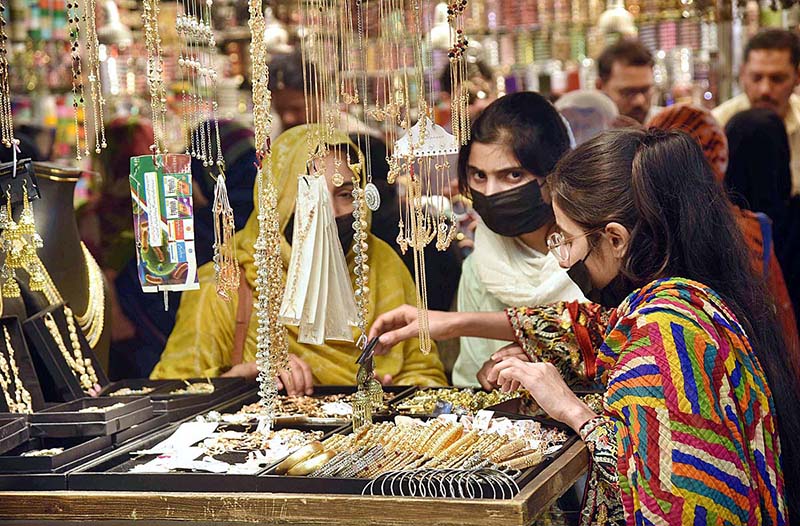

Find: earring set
[0,183,45,298]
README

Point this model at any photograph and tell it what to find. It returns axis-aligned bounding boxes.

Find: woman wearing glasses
[370,129,800,524]
[450,92,585,388]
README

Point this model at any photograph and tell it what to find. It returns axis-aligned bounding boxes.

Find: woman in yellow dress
[151,125,446,392]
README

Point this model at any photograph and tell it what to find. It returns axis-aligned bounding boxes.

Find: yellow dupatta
[152,124,446,386]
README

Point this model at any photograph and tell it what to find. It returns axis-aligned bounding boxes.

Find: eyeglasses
[547,228,602,263]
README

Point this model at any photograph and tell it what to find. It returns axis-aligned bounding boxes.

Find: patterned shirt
[508,278,787,525]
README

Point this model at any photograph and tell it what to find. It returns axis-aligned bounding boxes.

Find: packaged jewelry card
[0,316,45,414]
[23,303,109,402]
[129,154,200,294]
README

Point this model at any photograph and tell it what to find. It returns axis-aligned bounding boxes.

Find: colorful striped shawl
[597,277,786,525]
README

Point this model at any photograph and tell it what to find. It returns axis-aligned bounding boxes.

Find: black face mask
[335,214,355,254]
[566,251,633,309]
[470,180,554,238]
[284,214,355,254]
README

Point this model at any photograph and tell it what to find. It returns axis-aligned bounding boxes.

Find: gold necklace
[83,0,107,154]
[142,0,168,154]
[43,310,96,391]
[75,242,105,348]
[249,0,289,420]
[0,1,16,150]
[1,326,31,413]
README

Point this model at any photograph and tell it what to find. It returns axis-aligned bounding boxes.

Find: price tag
[474,410,495,430]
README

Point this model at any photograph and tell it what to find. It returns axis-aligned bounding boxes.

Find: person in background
[438,58,497,125]
[369,129,800,524]
[452,92,584,388]
[713,28,800,196]
[268,49,380,139]
[725,108,800,347]
[190,120,258,266]
[153,125,446,391]
[79,117,156,380]
[554,90,619,146]
[595,39,659,124]
[357,133,462,313]
[649,104,800,381]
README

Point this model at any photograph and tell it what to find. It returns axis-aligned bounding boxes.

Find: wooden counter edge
[515,439,589,523]
[0,442,587,526]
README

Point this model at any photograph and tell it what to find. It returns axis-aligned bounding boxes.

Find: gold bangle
[287,450,336,476]
[275,441,324,474]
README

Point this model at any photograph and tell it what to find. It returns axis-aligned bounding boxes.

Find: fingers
[491,345,527,363]
[487,356,521,383]
[381,374,392,386]
[278,369,295,395]
[368,305,411,340]
[276,376,284,391]
[477,372,495,391]
[375,325,418,354]
[292,355,314,395]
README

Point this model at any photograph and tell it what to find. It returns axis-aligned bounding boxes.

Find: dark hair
[725,108,792,226]
[456,92,570,195]
[268,49,315,92]
[745,28,800,69]
[439,59,494,95]
[597,39,654,82]
[550,128,800,521]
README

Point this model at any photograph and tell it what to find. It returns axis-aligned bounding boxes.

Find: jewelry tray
[0,434,112,473]
[256,415,579,498]
[0,316,46,412]
[68,399,342,493]
[28,396,154,438]
[150,377,253,422]
[23,304,109,402]
[389,386,522,418]
[98,379,185,410]
[0,417,29,456]
[226,385,415,428]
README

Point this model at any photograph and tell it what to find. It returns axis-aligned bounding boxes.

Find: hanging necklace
[0,326,32,413]
[66,0,88,159]
[177,0,237,299]
[82,0,107,154]
[43,310,96,392]
[248,0,289,423]
[142,0,168,155]
[0,1,16,150]
[75,242,105,348]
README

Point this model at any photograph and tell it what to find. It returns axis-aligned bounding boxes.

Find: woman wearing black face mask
[452,92,585,388]
[370,129,800,524]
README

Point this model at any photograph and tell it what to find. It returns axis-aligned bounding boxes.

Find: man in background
[596,39,658,124]
[713,28,800,196]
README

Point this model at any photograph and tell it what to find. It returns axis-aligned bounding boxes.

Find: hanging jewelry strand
[249,0,289,424]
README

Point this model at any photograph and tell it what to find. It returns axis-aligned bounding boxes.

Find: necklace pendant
[364,182,381,211]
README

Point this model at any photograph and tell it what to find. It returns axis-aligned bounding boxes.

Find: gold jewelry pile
[77,402,126,413]
[238,392,396,420]
[21,448,64,458]
[169,381,215,395]
[281,418,567,478]
[202,428,324,458]
[394,388,525,416]
[108,386,155,397]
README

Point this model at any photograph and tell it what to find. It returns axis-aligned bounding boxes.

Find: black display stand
[23,303,108,402]
[0,316,46,413]
[28,397,154,438]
